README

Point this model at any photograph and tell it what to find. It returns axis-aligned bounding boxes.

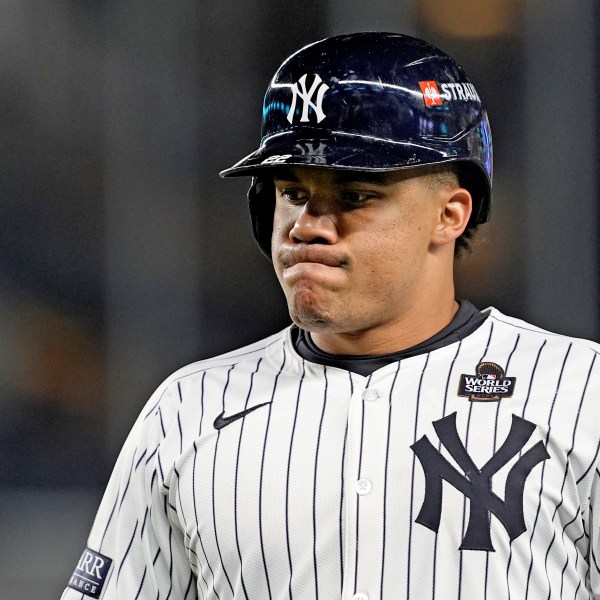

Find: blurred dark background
[0,1,597,597]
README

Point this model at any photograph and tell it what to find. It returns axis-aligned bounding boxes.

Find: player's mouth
[278,247,349,271]
[278,247,350,284]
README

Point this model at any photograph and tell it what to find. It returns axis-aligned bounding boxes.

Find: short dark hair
[418,162,478,256]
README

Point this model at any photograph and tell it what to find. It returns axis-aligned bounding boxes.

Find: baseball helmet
[220,32,492,258]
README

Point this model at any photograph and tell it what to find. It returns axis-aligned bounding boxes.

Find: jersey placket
[343,369,397,600]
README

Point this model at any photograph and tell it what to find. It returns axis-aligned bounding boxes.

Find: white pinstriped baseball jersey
[62,307,600,600]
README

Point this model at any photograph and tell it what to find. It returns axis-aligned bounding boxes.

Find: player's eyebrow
[273,169,301,183]
[330,172,397,186]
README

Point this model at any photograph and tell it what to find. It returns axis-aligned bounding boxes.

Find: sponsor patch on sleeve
[67,547,113,599]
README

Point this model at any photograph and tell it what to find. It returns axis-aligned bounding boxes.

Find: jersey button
[355,478,372,495]
[361,388,379,401]
[352,593,369,600]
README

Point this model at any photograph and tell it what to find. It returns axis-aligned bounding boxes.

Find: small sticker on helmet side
[419,81,443,107]
[419,80,481,108]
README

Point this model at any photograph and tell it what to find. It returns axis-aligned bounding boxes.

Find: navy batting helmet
[220,32,492,258]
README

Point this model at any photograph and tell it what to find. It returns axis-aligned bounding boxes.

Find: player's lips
[279,247,349,271]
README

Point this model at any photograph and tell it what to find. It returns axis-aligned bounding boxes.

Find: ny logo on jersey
[287,74,329,124]
[411,413,549,551]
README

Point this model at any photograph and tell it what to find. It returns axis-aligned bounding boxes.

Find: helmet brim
[219,129,473,178]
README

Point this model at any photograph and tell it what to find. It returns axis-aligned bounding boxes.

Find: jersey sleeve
[60,382,197,600]
[588,465,600,597]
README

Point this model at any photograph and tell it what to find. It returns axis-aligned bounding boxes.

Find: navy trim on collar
[293,299,488,376]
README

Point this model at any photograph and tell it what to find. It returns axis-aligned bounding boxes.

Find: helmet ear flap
[248,176,275,260]
[458,163,491,228]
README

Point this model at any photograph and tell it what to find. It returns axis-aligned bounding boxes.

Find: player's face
[271,166,469,345]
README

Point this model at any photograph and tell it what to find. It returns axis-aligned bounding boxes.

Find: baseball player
[62,32,600,600]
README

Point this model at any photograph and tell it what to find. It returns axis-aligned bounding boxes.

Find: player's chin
[286,288,339,331]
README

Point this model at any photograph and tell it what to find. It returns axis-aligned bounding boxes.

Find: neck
[310,295,460,356]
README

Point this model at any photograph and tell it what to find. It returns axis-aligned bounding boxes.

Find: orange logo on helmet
[419,81,443,107]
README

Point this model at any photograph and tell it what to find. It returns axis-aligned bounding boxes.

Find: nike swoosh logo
[213,402,271,430]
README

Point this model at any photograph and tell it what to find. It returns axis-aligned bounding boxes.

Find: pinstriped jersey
[61,307,600,600]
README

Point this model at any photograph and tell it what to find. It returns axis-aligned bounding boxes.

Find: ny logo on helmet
[287,74,329,124]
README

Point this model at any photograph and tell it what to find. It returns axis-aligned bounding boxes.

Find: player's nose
[289,202,338,245]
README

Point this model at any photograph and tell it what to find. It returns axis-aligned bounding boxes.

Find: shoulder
[164,327,291,384]
[482,307,600,402]
[139,327,293,424]
[485,307,600,355]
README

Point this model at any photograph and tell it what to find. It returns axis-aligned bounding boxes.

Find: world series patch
[458,361,516,402]
[67,547,113,599]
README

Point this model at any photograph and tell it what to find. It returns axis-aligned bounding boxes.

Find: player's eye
[339,189,376,208]
[279,188,308,204]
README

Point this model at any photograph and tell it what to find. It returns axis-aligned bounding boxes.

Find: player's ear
[431,187,472,247]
